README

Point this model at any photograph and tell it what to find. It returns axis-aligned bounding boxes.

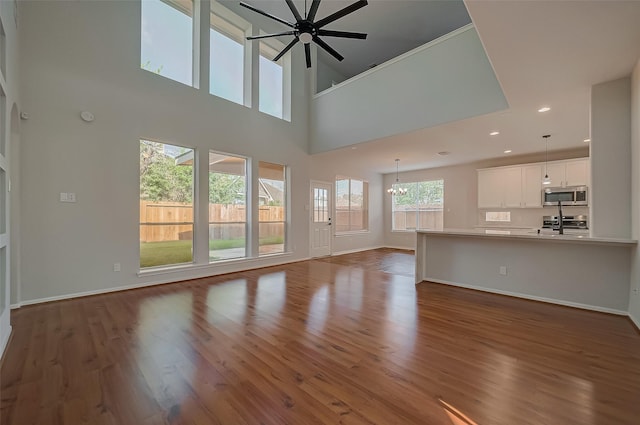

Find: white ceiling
[226,1,640,174]
[309,0,640,174]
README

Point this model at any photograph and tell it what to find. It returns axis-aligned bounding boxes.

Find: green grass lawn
[140,236,284,268]
[140,240,193,268]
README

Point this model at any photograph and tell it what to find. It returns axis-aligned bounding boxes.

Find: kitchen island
[415,229,637,314]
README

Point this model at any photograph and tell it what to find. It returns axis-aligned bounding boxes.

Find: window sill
[138,251,294,277]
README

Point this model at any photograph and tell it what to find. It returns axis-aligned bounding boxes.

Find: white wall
[17,0,313,303]
[591,77,632,238]
[630,59,640,327]
[310,25,508,153]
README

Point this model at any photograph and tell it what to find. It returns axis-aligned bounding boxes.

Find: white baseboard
[382,245,414,252]
[629,312,640,331]
[423,278,628,316]
[18,256,311,307]
[331,245,385,256]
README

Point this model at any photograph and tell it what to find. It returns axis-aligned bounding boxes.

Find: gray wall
[310,25,508,153]
[630,60,640,327]
[591,77,632,238]
[18,0,313,303]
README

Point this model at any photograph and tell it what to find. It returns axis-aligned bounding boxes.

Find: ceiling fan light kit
[240,0,368,68]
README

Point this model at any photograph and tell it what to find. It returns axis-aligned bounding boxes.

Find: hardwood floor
[2,248,640,424]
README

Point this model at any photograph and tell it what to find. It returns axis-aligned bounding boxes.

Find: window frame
[209,1,252,106]
[391,179,444,232]
[139,139,196,269]
[208,150,249,263]
[258,36,291,121]
[258,161,287,256]
[140,0,197,87]
[335,176,369,235]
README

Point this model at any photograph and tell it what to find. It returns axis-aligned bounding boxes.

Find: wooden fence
[140,201,285,242]
[393,209,443,231]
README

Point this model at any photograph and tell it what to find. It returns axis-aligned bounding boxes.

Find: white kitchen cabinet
[478,158,588,209]
[565,159,589,186]
[545,158,589,187]
[478,169,504,208]
[478,167,522,208]
[521,164,542,207]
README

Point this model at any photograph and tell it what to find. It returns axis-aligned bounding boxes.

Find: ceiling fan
[239,0,368,68]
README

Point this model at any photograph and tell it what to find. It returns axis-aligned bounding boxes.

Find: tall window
[392,180,444,231]
[335,177,368,233]
[209,152,247,261]
[141,0,194,86]
[259,41,284,119]
[139,140,194,268]
[259,162,286,255]
[210,5,248,105]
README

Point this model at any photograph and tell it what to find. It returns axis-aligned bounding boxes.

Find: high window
[335,177,368,233]
[392,180,444,231]
[139,140,194,268]
[259,41,284,119]
[259,162,286,255]
[210,5,249,105]
[208,152,247,261]
[141,0,194,86]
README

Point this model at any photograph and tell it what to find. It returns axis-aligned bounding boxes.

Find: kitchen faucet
[556,200,564,235]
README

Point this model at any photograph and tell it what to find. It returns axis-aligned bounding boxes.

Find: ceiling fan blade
[239,2,295,28]
[247,31,296,40]
[304,43,312,68]
[284,0,303,21]
[315,0,368,28]
[307,0,322,21]
[317,29,367,39]
[274,38,299,62]
[313,36,344,62]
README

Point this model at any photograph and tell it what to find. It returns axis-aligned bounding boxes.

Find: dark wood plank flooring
[2,248,640,424]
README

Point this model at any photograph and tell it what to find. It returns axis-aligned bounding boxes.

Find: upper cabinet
[478,158,588,209]
[521,164,543,208]
[543,158,589,187]
[478,166,522,208]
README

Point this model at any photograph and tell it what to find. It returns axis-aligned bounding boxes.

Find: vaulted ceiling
[224,1,640,174]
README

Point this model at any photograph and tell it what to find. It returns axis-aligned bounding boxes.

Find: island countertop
[417,228,637,247]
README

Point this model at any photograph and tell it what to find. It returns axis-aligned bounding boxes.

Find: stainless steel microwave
[543,186,588,206]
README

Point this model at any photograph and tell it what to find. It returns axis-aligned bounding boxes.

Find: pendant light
[542,134,551,185]
[387,159,407,195]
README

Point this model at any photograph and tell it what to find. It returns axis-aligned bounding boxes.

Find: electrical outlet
[60,192,77,203]
[499,266,507,276]
[113,263,121,272]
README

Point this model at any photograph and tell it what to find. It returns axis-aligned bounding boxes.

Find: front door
[310,181,332,257]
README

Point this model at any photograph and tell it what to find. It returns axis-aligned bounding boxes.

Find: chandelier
[387,159,407,195]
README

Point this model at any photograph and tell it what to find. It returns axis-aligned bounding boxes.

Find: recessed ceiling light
[438,151,450,156]
[504,150,512,154]
[583,138,591,143]
[538,106,551,113]
[490,131,500,136]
